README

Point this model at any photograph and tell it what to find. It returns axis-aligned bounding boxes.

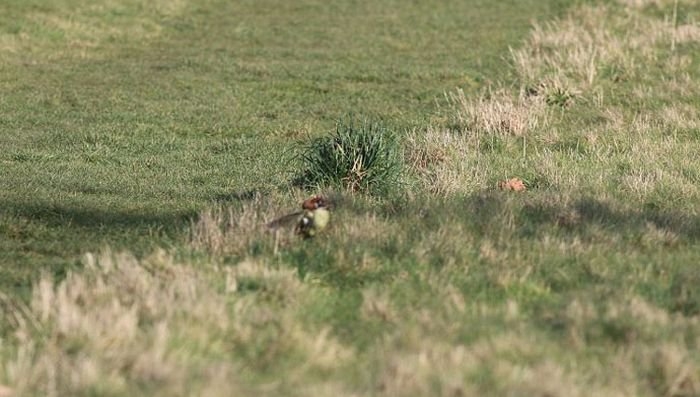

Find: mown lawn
[2,0,700,396]
[0,0,568,290]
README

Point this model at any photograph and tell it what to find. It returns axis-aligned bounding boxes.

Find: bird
[295,195,330,238]
[266,195,330,238]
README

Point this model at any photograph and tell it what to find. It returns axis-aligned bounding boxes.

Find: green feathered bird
[266,195,330,238]
[295,195,330,238]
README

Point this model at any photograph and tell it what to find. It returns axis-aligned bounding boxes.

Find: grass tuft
[297,116,403,196]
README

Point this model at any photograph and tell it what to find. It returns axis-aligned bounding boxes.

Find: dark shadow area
[517,196,700,242]
[213,189,262,204]
[2,201,196,233]
[450,192,700,316]
[376,190,700,243]
[1,201,198,292]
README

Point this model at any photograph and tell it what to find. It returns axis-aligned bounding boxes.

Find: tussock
[5,250,234,396]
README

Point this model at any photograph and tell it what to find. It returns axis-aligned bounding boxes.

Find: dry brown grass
[366,273,700,397]
[3,1,700,395]
[189,193,313,256]
[3,247,699,396]
[619,0,695,9]
[406,1,699,200]
[404,127,488,196]
[511,3,699,95]
[190,203,270,256]
[4,250,237,396]
[1,250,353,397]
[448,88,549,137]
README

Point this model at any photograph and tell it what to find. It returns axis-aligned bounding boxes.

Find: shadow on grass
[433,192,700,316]
[517,196,700,242]
[213,189,262,204]
[382,190,695,240]
[1,201,197,291]
[345,190,700,243]
[3,201,195,233]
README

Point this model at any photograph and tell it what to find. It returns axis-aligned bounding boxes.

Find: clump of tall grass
[298,116,403,196]
[190,199,273,257]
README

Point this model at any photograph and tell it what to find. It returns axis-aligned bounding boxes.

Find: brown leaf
[0,385,13,397]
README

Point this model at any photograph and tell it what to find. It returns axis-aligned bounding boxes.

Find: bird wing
[266,211,302,230]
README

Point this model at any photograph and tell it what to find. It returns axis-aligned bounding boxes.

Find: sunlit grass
[0,0,565,289]
[2,0,700,395]
[297,116,403,195]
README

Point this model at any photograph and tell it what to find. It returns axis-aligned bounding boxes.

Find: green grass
[297,116,403,195]
[0,0,568,290]
[3,0,700,396]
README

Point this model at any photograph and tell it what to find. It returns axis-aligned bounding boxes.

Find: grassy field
[0,0,567,289]
[2,0,700,396]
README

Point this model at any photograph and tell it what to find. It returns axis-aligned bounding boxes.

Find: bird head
[302,195,328,210]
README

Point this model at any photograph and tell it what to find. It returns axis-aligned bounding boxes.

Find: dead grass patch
[369,289,700,397]
[189,194,306,256]
[374,331,597,397]
[619,0,698,9]
[407,2,699,199]
[513,3,699,95]
[448,88,549,137]
[403,127,487,196]
[4,250,235,396]
[1,250,353,396]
